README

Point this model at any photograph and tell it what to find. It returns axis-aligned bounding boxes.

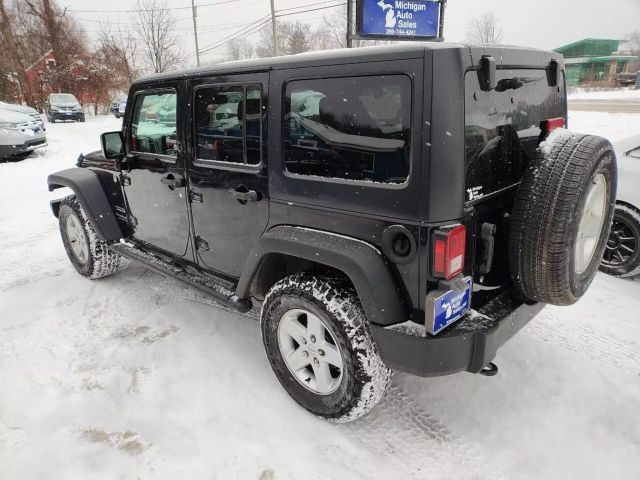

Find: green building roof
[554,38,627,58]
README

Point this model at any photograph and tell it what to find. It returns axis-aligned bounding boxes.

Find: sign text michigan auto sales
[357,0,443,40]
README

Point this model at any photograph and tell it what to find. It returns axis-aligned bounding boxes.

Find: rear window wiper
[495,76,543,92]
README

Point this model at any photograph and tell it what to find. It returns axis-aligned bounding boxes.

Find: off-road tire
[509,133,617,305]
[58,195,120,279]
[261,273,393,422]
[600,204,640,278]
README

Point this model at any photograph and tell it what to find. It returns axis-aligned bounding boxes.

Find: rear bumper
[0,135,47,158]
[371,289,544,377]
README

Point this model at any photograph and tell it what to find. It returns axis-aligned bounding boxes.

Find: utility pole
[346,0,353,47]
[270,0,278,56]
[191,0,201,66]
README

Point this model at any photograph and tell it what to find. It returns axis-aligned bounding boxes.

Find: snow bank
[568,88,640,101]
[569,111,640,142]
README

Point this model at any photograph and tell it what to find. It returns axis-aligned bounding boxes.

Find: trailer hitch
[478,362,498,377]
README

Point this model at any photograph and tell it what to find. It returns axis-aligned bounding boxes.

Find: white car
[0,109,47,160]
[0,101,46,131]
[600,134,640,278]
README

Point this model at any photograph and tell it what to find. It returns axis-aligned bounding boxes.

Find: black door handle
[228,187,259,203]
[161,174,185,190]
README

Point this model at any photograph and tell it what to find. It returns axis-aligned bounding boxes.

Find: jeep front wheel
[261,273,393,422]
[59,195,121,279]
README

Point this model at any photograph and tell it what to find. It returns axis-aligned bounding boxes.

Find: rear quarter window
[284,75,411,184]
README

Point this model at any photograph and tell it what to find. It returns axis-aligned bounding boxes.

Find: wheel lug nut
[310,335,316,343]
[301,338,307,344]
[318,349,325,356]
[302,350,309,358]
[313,358,319,365]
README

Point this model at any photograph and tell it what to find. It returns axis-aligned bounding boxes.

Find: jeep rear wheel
[261,273,392,422]
[59,196,121,279]
[509,133,617,305]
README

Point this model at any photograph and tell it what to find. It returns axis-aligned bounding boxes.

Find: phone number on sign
[385,28,418,36]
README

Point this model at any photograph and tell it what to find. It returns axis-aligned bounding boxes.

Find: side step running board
[109,243,252,313]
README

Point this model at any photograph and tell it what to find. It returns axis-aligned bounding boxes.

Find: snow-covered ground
[569,111,640,142]
[1,114,640,480]
[568,88,640,101]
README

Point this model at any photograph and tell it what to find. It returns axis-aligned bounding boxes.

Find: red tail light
[131,135,138,151]
[432,225,466,280]
[542,117,565,133]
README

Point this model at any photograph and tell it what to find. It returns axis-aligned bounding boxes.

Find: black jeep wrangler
[48,44,617,422]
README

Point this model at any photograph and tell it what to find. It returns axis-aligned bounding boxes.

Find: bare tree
[286,22,309,55]
[0,0,36,105]
[226,37,254,61]
[466,12,503,44]
[315,6,393,50]
[98,23,140,86]
[135,0,182,73]
[254,20,313,57]
[255,21,291,58]
[24,0,86,92]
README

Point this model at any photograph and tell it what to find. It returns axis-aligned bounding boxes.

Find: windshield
[50,94,78,103]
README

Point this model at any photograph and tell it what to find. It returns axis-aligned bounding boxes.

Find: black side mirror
[101,131,125,160]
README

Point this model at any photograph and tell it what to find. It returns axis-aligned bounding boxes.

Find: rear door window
[284,75,411,184]
[194,84,263,166]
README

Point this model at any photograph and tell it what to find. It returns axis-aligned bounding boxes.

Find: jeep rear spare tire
[509,133,617,305]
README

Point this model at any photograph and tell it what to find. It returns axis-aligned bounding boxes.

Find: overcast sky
[41,0,640,66]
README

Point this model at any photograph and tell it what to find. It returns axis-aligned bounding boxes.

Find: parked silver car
[0,109,47,160]
[600,134,640,278]
[0,101,45,131]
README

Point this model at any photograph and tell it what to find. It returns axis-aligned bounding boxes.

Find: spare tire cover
[509,133,617,306]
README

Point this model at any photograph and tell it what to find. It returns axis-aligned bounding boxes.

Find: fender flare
[48,167,123,242]
[236,226,406,326]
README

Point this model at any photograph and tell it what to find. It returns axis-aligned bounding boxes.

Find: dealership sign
[356,0,445,41]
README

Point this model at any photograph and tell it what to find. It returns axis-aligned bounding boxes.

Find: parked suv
[46,93,85,123]
[47,44,617,421]
[0,101,45,131]
[1,109,47,160]
[110,98,127,118]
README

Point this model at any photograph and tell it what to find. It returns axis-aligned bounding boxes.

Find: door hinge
[120,175,131,186]
[195,236,210,251]
[190,189,203,203]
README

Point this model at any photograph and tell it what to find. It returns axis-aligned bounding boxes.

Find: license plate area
[425,277,472,335]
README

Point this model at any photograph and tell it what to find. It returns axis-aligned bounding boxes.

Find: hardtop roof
[134,43,461,84]
[133,42,556,85]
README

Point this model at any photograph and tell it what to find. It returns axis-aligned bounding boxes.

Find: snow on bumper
[370,290,544,377]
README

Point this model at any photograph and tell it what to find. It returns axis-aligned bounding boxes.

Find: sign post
[354,0,447,42]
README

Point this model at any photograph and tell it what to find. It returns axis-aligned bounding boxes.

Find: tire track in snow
[340,385,508,480]
[118,270,505,478]
[525,310,640,373]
